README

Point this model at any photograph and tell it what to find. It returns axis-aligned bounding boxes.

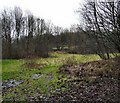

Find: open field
[1,1,120,102]
[2,52,101,81]
[2,52,119,102]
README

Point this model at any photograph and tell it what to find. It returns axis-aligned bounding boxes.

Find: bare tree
[79,0,120,59]
[11,7,23,58]
[1,9,13,58]
[14,7,23,45]
[26,14,35,56]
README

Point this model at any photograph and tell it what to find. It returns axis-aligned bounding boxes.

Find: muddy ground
[47,57,120,102]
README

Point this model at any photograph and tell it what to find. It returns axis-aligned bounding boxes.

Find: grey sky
[0,0,84,28]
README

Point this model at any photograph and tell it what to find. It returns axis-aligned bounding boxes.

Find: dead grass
[48,56,120,102]
[59,56,120,79]
[22,59,46,69]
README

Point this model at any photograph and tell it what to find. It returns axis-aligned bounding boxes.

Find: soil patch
[59,56,120,78]
[47,57,120,102]
[23,62,46,69]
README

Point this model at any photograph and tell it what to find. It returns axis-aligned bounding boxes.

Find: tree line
[0,7,91,59]
[1,0,120,59]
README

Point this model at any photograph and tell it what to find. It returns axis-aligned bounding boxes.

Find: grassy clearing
[2,60,24,80]
[2,52,103,100]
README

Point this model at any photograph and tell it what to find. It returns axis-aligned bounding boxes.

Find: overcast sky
[0,0,84,28]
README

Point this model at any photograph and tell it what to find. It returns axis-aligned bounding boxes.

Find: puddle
[2,80,24,89]
[32,74,43,79]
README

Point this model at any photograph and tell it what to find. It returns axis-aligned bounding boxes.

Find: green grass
[2,60,24,80]
[2,53,101,83]
[2,52,103,100]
